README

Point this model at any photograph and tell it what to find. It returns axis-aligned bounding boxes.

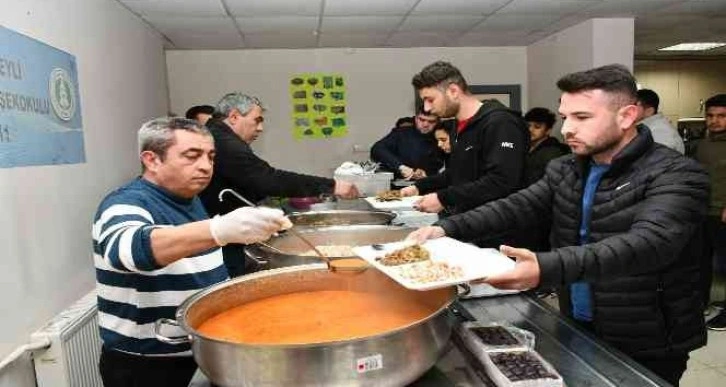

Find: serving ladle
[218,188,368,273]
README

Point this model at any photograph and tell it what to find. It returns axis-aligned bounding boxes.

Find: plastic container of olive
[457,322,534,353]
[456,323,563,387]
[482,350,564,387]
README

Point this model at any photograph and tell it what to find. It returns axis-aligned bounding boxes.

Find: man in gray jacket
[409,65,709,386]
[636,89,685,154]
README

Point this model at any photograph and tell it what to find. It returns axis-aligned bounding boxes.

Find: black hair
[636,89,660,113]
[524,107,556,129]
[184,105,215,120]
[412,61,469,92]
[705,94,726,110]
[395,117,415,127]
[556,64,637,105]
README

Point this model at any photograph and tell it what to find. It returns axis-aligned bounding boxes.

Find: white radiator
[31,290,103,387]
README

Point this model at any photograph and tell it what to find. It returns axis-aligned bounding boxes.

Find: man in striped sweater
[92,117,289,387]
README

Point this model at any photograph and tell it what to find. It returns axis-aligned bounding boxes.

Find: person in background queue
[407,64,709,386]
[433,124,452,171]
[185,105,215,126]
[401,61,529,246]
[635,89,685,154]
[92,117,289,387]
[370,108,444,180]
[524,107,569,186]
[521,107,569,252]
[695,93,726,330]
[394,116,415,129]
[199,92,359,277]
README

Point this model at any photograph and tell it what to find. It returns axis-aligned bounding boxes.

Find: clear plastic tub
[334,172,393,197]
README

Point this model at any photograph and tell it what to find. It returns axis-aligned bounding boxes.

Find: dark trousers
[575,320,688,386]
[633,354,689,387]
[222,244,249,278]
[99,347,197,387]
[704,216,726,304]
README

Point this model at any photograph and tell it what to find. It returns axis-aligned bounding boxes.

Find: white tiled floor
[539,280,726,386]
[682,319,726,386]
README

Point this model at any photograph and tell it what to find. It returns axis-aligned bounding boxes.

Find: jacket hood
[460,99,522,134]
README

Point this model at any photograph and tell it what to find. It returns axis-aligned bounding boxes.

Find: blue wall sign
[0,25,85,168]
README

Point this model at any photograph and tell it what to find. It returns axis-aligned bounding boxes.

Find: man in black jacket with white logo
[409,64,709,386]
[401,61,529,220]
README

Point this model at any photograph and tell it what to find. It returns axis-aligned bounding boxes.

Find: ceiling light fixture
[658,42,726,51]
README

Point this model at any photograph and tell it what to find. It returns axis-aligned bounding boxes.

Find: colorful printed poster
[289,73,347,139]
[0,26,85,168]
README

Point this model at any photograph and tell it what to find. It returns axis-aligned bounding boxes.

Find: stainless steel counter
[459,294,671,387]
[189,293,670,386]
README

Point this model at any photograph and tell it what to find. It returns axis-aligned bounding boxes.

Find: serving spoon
[218,188,368,273]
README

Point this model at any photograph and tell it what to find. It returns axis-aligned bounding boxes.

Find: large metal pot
[246,225,415,269]
[287,210,395,227]
[156,264,456,386]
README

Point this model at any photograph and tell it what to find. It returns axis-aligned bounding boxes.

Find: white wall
[635,59,726,123]
[0,0,168,380]
[166,47,527,176]
[527,18,634,135]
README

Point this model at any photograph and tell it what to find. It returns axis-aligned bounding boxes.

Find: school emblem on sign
[49,67,76,121]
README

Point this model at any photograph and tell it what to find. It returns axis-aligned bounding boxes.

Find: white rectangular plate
[353,237,515,291]
[363,195,421,210]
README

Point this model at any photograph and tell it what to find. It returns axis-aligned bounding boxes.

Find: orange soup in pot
[197,290,438,345]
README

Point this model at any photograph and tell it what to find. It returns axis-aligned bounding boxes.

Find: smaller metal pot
[287,210,395,227]
[246,225,414,269]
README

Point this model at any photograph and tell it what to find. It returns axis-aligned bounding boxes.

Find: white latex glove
[209,207,288,246]
[399,165,414,179]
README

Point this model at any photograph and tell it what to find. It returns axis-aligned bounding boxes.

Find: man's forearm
[150,221,219,267]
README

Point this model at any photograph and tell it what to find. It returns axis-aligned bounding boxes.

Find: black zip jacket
[370,124,444,178]
[199,119,334,216]
[525,136,570,186]
[437,126,709,359]
[414,100,529,215]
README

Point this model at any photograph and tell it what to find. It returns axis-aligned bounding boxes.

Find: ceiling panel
[165,31,244,49]
[224,0,322,17]
[123,0,726,57]
[582,0,684,17]
[119,0,226,17]
[236,16,319,34]
[636,14,705,31]
[385,31,457,47]
[411,0,510,16]
[324,0,418,16]
[470,14,562,33]
[244,33,318,49]
[321,16,403,34]
[144,16,237,36]
[498,0,600,15]
[657,0,726,17]
[318,33,390,48]
[398,15,484,32]
[453,31,534,47]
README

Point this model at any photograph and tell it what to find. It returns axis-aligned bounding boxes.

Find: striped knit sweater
[92,178,227,355]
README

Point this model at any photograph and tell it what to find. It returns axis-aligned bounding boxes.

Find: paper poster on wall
[0,26,85,168]
[289,73,347,139]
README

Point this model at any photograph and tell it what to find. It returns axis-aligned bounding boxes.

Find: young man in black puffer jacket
[409,64,709,386]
